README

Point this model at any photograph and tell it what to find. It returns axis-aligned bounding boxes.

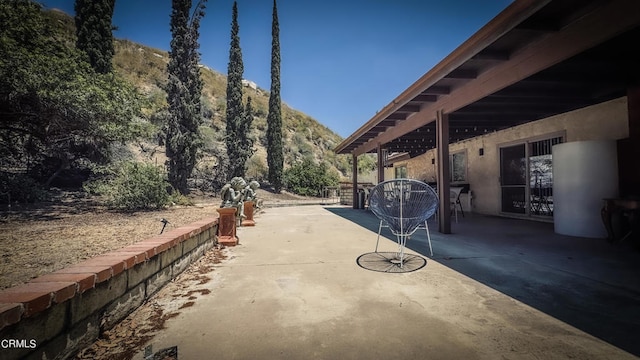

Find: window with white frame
[395,165,407,179]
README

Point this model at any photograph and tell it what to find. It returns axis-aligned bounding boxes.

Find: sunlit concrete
[137,205,639,359]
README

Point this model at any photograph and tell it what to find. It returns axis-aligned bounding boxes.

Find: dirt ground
[0,188,307,290]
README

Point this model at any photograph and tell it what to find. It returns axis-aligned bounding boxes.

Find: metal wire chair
[369,179,439,267]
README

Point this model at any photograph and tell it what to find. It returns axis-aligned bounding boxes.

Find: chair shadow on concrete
[356,252,427,273]
[323,205,640,357]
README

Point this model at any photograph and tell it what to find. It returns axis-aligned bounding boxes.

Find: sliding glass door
[528,137,562,216]
[500,136,563,217]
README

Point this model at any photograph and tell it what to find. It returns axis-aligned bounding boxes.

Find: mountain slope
[114,39,348,176]
[46,7,354,183]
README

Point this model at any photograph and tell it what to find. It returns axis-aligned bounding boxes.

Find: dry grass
[0,188,318,290]
[0,191,219,290]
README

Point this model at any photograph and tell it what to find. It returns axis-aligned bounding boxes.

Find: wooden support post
[377,143,385,183]
[352,153,358,209]
[436,110,451,234]
[628,86,640,140]
[618,86,640,197]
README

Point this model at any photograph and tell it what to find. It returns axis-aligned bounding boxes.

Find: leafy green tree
[166,0,207,194]
[74,0,116,74]
[225,1,246,178]
[267,0,284,192]
[0,0,143,188]
[284,159,339,197]
[353,153,377,174]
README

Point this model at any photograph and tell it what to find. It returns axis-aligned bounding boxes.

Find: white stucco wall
[393,97,629,217]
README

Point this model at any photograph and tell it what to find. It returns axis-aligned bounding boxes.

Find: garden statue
[239,180,261,226]
[243,180,260,204]
[220,177,247,223]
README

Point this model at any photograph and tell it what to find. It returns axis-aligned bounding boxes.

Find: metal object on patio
[356,251,427,273]
[450,187,465,223]
[368,179,439,269]
[160,218,170,234]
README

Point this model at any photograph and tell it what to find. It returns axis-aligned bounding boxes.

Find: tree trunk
[44,157,69,189]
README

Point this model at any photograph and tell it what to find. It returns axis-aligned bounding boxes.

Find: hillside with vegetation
[0,3,376,204]
[114,39,352,183]
[53,6,353,179]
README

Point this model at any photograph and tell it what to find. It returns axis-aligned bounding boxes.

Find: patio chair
[369,179,439,266]
[450,187,465,222]
[433,186,465,223]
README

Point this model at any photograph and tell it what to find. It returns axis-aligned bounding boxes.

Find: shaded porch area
[335,0,640,237]
[325,206,640,356]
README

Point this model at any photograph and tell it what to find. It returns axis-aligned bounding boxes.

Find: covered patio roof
[334,0,640,157]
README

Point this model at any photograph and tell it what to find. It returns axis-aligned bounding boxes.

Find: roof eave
[334,0,551,155]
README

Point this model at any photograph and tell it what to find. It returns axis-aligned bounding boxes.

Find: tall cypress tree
[239,96,255,176]
[225,1,246,178]
[74,0,116,74]
[266,0,283,192]
[166,0,207,194]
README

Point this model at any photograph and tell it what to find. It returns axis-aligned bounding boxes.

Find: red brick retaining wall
[0,217,218,360]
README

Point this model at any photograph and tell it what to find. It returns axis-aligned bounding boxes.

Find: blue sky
[42,0,513,138]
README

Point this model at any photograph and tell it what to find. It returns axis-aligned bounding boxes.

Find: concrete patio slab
[136,205,638,359]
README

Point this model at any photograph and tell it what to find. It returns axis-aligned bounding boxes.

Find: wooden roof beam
[411,94,438,102]
[334,0,552,155]
[397,104,421,113]
[514,19,560,32]
[386,113,407,120]
[422,86,450,95]
[352,0,640,156]
[445,69,478,79]
[471,49,511,61]
[454,103,582,114]
[488,87,593,99]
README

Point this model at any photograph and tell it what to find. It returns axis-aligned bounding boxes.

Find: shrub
[283,159,339,197]
[0,172,49,204]
[246,155,267,181]
[85,161,171,210]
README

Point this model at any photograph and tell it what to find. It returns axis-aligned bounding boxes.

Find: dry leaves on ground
[75,245,228,360]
